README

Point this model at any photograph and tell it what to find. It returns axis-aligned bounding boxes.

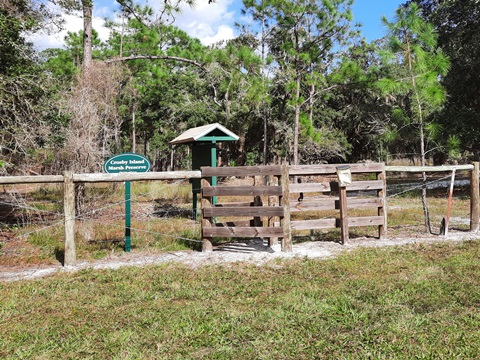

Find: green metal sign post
[125,180,131,251]
[104,153,151,252]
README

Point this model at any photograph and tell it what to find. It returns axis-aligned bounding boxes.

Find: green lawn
[1,240,479,359]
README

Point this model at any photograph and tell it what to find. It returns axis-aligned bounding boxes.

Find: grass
[0,240,479,359]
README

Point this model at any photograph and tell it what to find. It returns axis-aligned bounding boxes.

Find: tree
[411,0,480,161]
[0,0,63,174]
[266,0,355,165]
[240,0,277,164]
[378,2,450,232]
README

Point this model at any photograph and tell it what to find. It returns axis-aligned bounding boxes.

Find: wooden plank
[291,218,337,230]
[292,216,384,230]
[203,226,284,238]
[203,206,284,217]
[385,165,473,173]
[289,163,385,176]
[201,165,282,177]
[290,182,333,193]
[202,185,282,197]
[346,198,383,209]
[0,175,64,184]
[348,216,385,227]
[289,198,383,212]
[346,180,384,191]
[290,199,337,212]
[213,220,252,227]
[215,201,256,207]
[73,171,201,183]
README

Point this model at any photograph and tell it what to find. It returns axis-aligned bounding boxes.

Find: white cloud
[30,0,237,50]
[152,0,237,45]
[30,13,110,51]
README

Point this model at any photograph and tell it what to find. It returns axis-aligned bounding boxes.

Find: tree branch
[103,55,206,71]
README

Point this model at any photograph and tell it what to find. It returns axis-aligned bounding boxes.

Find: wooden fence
[1,162,479,266]
[200,165,291,252]
[0,171,201,267]
[200,163,387,251]
[288,163,386,242]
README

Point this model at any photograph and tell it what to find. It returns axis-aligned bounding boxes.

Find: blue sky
[352,0,405,40]
[34,0,406,49]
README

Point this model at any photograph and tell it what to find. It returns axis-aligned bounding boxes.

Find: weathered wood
[289,182,333,193]
[0,175,64,184]
[290,197,383,212]
[201,178,213,252]
[348,216,385,227]
[291,218,337,230]
[289,163,385,176]
[290,199,337,212]
[281,163,292,252]
[444,169,456,236]
[201,165,282,177]
[268,174,279,247]
[215,201,257,207]
[198,162,390,248]
[385,165,473,173]
[253,176,263,227]
[203,227,284,238]
[345,180,385,191]
[63,171,76,266]
[74,171,201,183]
[214,220,254,227]
[471,162,479,232]
[377,169,387,239]
[202,185,282,197]
[203,206,284,217]
[339,186,349,244]
[0,171,202,185]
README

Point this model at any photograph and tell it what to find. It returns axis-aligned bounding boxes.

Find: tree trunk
[82,0,93,73]
[407,32,431,233]
[132,107,136,153]
[293,74,301,165]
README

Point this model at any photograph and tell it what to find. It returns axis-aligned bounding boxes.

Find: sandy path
[1,230,478,282]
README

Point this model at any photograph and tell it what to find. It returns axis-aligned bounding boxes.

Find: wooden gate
[288,163,386,243]
[200,163,387,251]
[200,165,291,252]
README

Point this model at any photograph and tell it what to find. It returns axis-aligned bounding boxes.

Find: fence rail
[1,163,479,266]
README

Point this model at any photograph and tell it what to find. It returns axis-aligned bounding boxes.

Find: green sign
[104,153,151,174]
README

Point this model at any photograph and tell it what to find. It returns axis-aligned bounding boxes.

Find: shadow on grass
[153,200,193,219]
[54,247,64,265]
[213,239,276,254]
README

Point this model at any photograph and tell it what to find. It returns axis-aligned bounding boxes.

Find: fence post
[470,162,479,232]
[63,171,76,266]
[280,163,292,252]
[201,177,213,252]
[268,174,279,247]
[377,165,387,239]
[339,185,349,244]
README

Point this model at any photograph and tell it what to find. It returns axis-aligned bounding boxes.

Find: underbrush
[0,240,478,359]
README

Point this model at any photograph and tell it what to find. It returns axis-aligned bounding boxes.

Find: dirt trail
[1,230,478,282]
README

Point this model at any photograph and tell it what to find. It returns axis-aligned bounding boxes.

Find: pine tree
[378,2,450,232]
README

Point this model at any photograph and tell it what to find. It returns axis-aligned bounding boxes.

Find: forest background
[1,0,479,175]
